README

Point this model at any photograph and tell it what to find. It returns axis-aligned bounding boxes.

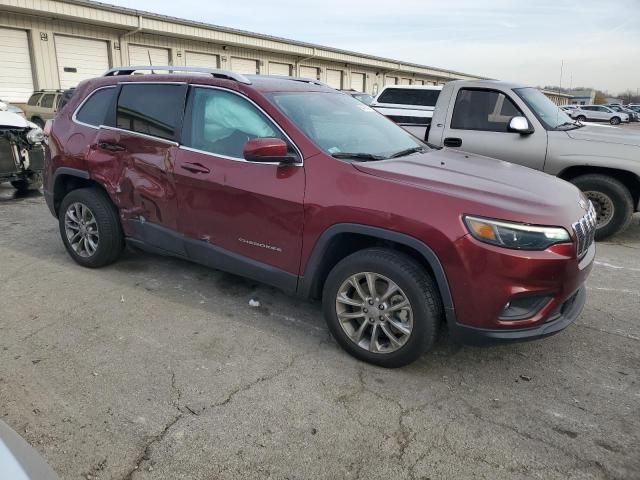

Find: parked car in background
[570,105,629,125]
[0,99,26,118]
[427,80,640,239]
[606,104,639,121]
[45,66,594,367]
[371,85,442,140]
[20,90,64,127]
[560,105,580,115]
[341,90,374,105]
[0,101,45,191]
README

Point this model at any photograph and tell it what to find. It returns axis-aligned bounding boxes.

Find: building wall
[0,0,482,100]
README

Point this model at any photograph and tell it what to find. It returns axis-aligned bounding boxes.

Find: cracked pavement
[0,185,639,479]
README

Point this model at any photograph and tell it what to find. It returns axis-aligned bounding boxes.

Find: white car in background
[570,105,630,125]
[371,85,442,139]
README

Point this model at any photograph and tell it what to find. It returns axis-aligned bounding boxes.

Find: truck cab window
[451,89,523,132]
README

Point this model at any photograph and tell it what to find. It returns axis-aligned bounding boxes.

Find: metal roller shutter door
[400,78,412,85]
[230,57,258,75]
[326,69,343,89]
[385,76,398,86]
[268,62,291,76]
[128,45,170,68]
[185,51,219,68]
[55,35,110,89]
[299,66,319,80]
[0,28,34,103]
[350,73,365,92]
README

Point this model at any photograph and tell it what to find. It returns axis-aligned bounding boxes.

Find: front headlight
[464,215,571,250]
[26,128,44,144]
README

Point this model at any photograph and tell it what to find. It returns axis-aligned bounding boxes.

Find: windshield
[514,87,574,129]
[269,91,424,159]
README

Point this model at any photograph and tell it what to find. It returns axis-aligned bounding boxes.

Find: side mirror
[508,116,534,134]
[243,137,297,164]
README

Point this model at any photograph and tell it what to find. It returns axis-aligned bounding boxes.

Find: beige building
[0,0,483,103]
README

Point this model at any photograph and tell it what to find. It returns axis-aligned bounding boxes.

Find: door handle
[181,162,210,174]
[443,137,462,148]
[98,141,126,152]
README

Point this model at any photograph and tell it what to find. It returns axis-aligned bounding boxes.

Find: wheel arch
[558,166,640,211]
[298,224,455,321]
[52,168,112,217]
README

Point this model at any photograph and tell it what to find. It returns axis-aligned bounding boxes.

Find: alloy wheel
[335,272,413,354]
[584,191,614,228]
[64,202,99,258]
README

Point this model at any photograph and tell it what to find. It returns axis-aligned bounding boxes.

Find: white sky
[106,0,640,94]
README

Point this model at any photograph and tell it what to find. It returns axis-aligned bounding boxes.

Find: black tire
[322,248,443,368]
[11,174,42,191]
[610,116,621,125]
[31,117,44,128]
[58,187,124,268]
[576,115,586,122]
[571,174,633,240]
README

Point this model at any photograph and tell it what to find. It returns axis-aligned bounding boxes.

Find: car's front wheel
[576,115,586,122]
[610,116,621,125]
[59,188,124,268]
[571,174,633,240]
[322,248,442,368]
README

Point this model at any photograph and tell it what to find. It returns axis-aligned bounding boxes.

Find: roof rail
[249,75,331,88]
[103,66,252,84]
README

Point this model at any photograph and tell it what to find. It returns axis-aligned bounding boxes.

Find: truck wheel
[571,174,633,240]
[59,187,124,268]
[610,117,621,125]
[322,248,442,368]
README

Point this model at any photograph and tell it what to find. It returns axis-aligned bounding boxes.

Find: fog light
[499,295,551,321]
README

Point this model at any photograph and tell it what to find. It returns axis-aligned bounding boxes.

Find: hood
[0,111,31,129]
[353,148,587,228]
[566,124,640,147]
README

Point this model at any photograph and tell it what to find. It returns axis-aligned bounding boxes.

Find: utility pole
[559,60,564,89]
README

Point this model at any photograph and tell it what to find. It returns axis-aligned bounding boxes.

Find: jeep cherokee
[44,66,596,367]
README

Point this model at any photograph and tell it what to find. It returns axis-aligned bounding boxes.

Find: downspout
[295,47,317,76]
[118,15,143,65]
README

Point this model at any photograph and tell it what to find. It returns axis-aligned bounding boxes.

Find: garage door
[128,45,170,69]
[230,57,258,75]
[268,62,291,76]
[385,76,398,86]
[350,72,365,92]
[55,36,110,89]
[400,78,412,85]
[299,66,319,80]
[326,69,343,89]
[0,28,34,103]
[414,79,424,85]
[185,51,219,69]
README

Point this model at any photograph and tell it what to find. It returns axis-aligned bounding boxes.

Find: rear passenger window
[40,94,55,109]
[451,89,523,132]
[116,84,185,141]
[75,88,115,127]
[27,93,41,106]
[377,88,440,107]
[183,87,285,159]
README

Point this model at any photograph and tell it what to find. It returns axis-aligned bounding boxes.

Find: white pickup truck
[426,80,640,239]
[371,85,442,140]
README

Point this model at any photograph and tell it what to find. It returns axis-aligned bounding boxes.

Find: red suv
[44,66,596,367]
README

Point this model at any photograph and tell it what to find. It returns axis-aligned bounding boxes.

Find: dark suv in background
[44,66,595,367]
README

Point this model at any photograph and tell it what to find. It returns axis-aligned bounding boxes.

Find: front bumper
[448,286,586,345]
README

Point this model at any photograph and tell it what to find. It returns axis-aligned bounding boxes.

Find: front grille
[572,202,597,258]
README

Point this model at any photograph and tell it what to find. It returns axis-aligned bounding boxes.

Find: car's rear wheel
[59,188,124,268]
[322,248,442,368]
[571,174,633,240]
[610,116,621,125]
[576,115,586,122]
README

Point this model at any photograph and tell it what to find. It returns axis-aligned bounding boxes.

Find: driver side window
[184,87,286,159]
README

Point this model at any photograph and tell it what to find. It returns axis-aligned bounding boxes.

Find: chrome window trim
[71,85,117,130]
[183,84,303,165]
[99,125,179,146]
